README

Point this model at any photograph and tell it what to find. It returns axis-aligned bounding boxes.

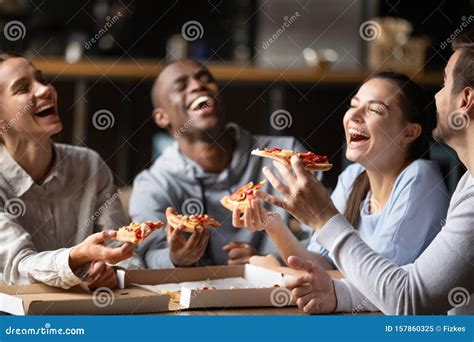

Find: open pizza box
[118,264,296,310]
[0,282,169,315]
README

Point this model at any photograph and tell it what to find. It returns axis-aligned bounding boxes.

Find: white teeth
[35,103,54,114]
[190,96,212,110]
[348,127,369,138]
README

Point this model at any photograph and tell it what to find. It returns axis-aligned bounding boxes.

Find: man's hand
[167,224,210,267]
[223,242,257,265]
[255,156,338,230]
[70,231,134,270]
[87,261,118,290]
[284,255,337,314]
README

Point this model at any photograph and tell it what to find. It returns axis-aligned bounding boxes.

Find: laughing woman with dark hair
[0,54,135,289]
[233,71,449,273]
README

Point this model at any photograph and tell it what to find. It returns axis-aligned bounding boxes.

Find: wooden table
[152,306,381,316]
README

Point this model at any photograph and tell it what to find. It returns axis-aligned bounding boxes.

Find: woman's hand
[231,199,281,232]
[69,231,134,270]
[255,156,338,231]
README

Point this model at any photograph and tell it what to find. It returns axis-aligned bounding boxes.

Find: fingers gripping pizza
[220,180,267,211]
[251,148,332,171]
[165,207,221,233]
[116,221,164,244]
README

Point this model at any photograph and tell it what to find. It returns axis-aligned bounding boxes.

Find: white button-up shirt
[0,143,129,288]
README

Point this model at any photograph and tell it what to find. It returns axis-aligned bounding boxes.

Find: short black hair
[451,29,474,94]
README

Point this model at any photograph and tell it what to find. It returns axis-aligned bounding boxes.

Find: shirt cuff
[58,248,84,288]
[315,214,353,252]
[333,279,353,312]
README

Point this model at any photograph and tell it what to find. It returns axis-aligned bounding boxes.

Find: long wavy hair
[343,72,432,227]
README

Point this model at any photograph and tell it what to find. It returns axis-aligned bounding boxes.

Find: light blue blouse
[308,160,450,266]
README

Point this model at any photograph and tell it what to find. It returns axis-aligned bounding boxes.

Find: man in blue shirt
[129,60,310,268]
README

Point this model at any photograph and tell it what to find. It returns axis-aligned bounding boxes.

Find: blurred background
[0,0,472,193]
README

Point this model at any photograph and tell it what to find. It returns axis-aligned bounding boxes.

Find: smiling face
[0,57,62,143]
[152,60,222,138]
[343,78,416,171]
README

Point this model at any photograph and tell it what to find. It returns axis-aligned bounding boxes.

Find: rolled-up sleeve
[0,214,82,289]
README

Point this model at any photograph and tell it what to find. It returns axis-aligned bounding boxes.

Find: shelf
[32,57,442,85]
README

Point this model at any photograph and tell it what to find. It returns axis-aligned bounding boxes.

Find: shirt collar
[0,143,64,197]
[176,123,251,179]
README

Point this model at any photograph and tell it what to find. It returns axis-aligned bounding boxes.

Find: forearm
[9,248,83,289]
[266,217,333,270]
[333,279,381,313]
[317,214,474,315]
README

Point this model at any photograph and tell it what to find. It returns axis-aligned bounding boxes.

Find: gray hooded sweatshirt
[130,123,312,268]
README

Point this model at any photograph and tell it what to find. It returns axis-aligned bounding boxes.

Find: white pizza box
[119,264,296,310]
[0,282,169,315]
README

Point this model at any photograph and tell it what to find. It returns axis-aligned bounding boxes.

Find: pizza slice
[116,221,163,244]
[251,148,332,171]
[220,180,267,211]
[165,207,221,233]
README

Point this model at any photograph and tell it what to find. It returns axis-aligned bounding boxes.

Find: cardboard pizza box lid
[0,282,169,315]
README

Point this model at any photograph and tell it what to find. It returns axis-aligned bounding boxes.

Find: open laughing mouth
[348,127,370,146]
[34,103,57,118]
[187,95,215,116]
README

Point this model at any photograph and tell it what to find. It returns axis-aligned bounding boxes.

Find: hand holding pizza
[231,198,282,232]
[255,156,338,231]
[165,208,211,267]
[69,231,134,270]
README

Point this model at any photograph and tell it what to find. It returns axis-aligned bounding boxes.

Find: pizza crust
[251,149,332,171]
[220,180,267,212]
